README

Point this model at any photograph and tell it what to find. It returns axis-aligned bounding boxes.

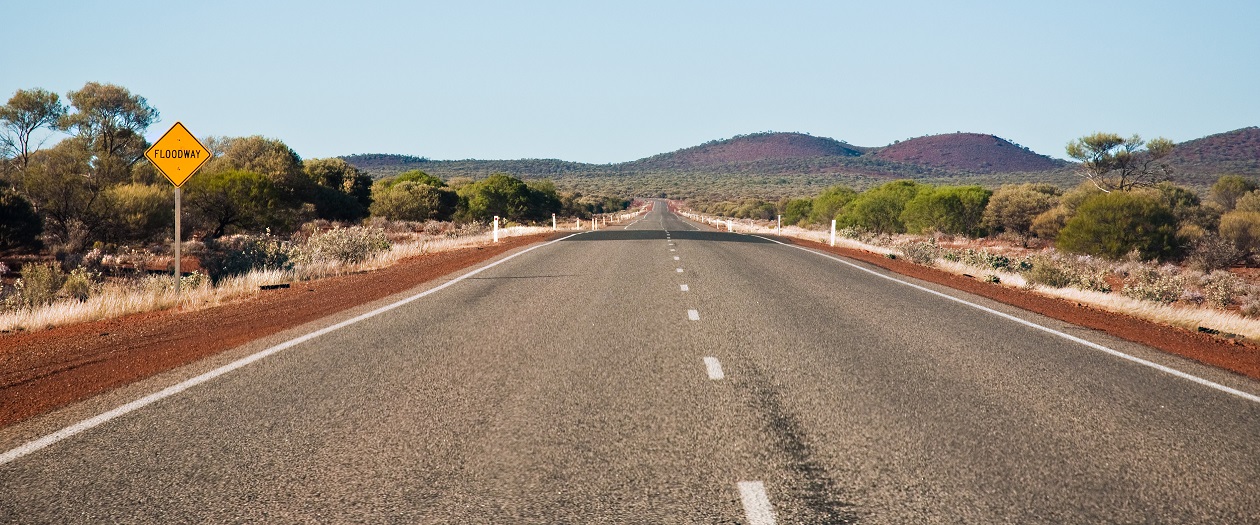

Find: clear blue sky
[3,1,1257,164]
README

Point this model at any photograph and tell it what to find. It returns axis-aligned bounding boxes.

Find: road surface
[2,201,1257,523]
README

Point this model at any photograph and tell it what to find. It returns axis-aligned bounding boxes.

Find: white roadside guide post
[493,216,500,243]
[831,219,837,246]
[727,219,733,232]
[552,213,557,231]
[144,122,212,297]
[777,215,781,236]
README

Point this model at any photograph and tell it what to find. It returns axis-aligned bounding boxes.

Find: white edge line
[738,480,777,525]
[749,234,1260,405]
[0,232,588,466]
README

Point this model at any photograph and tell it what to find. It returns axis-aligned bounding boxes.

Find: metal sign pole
[174,187,182,296]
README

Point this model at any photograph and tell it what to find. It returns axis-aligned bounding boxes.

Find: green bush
[1056,191,1179,261]
[61,266,99,301]
[101,183,173,244]
[900,185,991,236]
[837,180,924,233]
[981,183,1061,237]
[1218,210,1260,257]
[780,198,812,226]
[12,263,65,309]
[807,185,857,225]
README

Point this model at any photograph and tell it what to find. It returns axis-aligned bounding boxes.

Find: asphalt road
[1,200,1258,523]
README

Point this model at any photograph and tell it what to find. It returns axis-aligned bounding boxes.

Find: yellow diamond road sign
[145,122,211,187]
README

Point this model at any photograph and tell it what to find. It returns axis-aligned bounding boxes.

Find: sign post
[144,122,212,297]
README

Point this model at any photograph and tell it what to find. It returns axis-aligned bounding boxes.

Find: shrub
[837,180,924,234]
[1199,270,1245,308]
[1027,256,1074,288]
[12,263,65,309]
[1184,234,1242,271]
[61,266,100,301]
[295,226,390,265]
[1057,191,1179,261]
[1208,175,1258,212]
[101,183,173,243]
[1026,254,1112,292]
[1218,210,1260,257]
[901,185,992,236]
[1122,265,1186,304]
[780,198,812,226]
[898,240,939,265]
[981,183,1061,238]
[808,185,858,225]
[201,234,294,283]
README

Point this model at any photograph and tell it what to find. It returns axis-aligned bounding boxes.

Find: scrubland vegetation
[0,83,632,330]
[684,134,1260,339]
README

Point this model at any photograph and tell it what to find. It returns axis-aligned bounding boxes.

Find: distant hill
[871,133,1069,174]
[1166,127,1260,181]
[628,132,864,170]
[341,128,1256,199]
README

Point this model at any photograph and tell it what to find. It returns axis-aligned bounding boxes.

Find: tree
[901,185,991,236]
[0,185,43,252]
[17,139,99,250]
[1065,132,1174,192]
[1056,191,1179,260]
[303,157,373,218]
[369,181,442,221]
[457,174,531,221]
[207,136,305,193]
[0,88,66,169]
[59,82,158,184]
[184,170,290,239]
[981,183,1061,237]
[1207,175,1257,212]
[837,180,923,233]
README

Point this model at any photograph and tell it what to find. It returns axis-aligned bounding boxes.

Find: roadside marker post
[144,122,212,297]
[727,219,733,232]
[777,215,781,236]
[831,219,836,246]
[552,213,557,231]
[493,216,500,242]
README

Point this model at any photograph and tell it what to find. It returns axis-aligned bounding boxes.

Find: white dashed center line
[680,284,689,292]
[677,268,684,273]
[703,357,724,380]
[738,481,777,525]
[687,309,700,321]
[674,256,680,261]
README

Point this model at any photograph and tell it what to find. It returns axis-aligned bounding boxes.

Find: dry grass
[0,223,569,333]
[682,208,1260,340]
